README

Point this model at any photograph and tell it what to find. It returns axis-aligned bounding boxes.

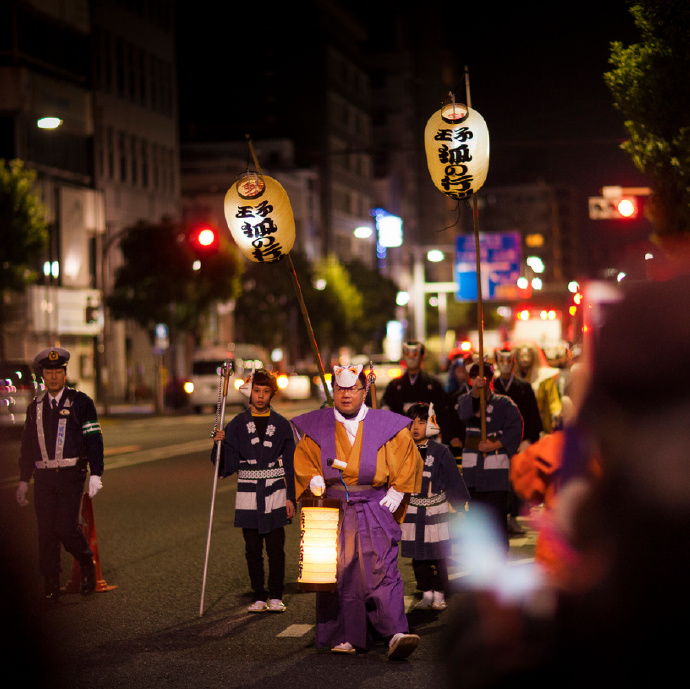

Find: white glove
[88,475,103,498]
[16,481,29,507]
[309,475,326,497]
[379,486,404,513]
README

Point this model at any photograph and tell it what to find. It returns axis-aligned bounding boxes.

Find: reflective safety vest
[34,391,80,469]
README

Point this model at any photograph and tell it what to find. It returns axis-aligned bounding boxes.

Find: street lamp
[37,117,63,129]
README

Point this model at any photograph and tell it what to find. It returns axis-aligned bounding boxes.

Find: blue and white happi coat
[456,391,523,492]
[213,408,296,534]
[401,439,469,560]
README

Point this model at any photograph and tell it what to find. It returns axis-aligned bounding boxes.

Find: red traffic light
[615,197,638,218]
[190,225,218,252]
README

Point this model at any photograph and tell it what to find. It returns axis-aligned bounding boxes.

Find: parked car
[350,354,405,398]
[276,371,313,401]
[186,344,268,413]
[0,360,38,433]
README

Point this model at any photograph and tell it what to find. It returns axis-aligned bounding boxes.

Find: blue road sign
[455,232,521,301]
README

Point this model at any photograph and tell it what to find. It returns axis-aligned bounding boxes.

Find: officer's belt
[35,456,79,469]
[237,467,285,480]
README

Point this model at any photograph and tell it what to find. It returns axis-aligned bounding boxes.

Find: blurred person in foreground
[212,368,295,613]
[16,347,103,603]
[292,364,423,659]
[443,274,690,688]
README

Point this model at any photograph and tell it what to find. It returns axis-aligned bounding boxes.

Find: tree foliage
[604,1,690,236]
[343,258,398,352]
[234,252,399,364]
[107,219,243,340]
[0,159,48,293]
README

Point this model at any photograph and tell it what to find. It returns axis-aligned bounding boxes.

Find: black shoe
[80,559,97,595]
[44,576,60,603]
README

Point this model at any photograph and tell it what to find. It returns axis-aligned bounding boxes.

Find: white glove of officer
[88,475,103,498]
[379,486,404,513]
[309,475,326,497]
[16,481,29,507]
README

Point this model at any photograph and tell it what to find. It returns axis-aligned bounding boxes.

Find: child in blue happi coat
[401,402,470,610]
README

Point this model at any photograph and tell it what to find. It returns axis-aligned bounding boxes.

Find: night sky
[176,1,654,277]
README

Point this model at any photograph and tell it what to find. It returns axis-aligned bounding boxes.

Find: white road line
[277,624,314,637]
[105,439,212,469]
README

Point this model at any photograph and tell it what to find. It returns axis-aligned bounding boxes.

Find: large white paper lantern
[425,100,490,200]
[224,172,296,263]
[298,496,342,592]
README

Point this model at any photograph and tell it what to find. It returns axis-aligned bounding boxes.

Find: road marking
[105,439,212,469]
[277,624,314,637]
[104,445,141,456]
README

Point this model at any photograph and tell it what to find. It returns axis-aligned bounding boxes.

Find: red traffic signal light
[190,225,219,253]
[588,196,639,219]
[614,197,638,218]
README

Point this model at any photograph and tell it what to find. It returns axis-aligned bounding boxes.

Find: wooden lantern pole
[245,135,333,406]
[464,68,487,440]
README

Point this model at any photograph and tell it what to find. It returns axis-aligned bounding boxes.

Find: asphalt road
[0,403,538,689]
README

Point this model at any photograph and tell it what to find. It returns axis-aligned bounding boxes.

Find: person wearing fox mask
[292,364,423,660]
[401,402,470,611]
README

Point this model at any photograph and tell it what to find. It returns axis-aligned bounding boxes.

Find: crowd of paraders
[14,275,690,681]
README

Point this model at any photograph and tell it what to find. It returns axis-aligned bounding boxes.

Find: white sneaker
[388,633,419,660]
[247,600,268,612]
[431,591,447,610]
[331,641,356,654]
[413,591,434,609]
[267,598,286,612]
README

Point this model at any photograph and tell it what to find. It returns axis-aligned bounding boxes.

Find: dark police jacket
[19,387,104,482]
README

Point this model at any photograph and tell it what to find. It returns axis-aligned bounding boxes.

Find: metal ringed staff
[199,358,232,617]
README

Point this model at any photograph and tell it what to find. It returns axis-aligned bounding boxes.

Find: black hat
[33,347,70,370]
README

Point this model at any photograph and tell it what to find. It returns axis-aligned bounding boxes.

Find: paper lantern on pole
[224,171,295,263]
[425,99,490,200]
[298,496,342,592]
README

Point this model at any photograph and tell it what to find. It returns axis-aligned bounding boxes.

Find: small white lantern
[224,172,296,263]
[298,496,342,592]
[425,99,490,200]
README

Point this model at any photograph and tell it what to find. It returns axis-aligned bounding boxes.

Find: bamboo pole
[245,135,333,406]
[464,67,487,440]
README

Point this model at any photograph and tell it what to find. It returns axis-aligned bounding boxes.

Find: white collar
[334,404,368,444]
[49,389,65,405]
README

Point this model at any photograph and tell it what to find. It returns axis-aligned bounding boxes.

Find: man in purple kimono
[292,364,423,659]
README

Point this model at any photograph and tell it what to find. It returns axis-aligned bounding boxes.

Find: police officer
[15,347,104,602]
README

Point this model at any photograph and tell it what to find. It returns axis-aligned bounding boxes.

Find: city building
[0,0,179,404]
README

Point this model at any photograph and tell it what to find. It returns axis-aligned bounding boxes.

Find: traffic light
[189,224,219,253]
[588,196,639,219]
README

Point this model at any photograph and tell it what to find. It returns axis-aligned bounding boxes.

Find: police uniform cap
[34,347,70,370]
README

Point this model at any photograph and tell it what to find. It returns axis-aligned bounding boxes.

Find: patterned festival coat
[401,439,470,560]
[213,408,296,534]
